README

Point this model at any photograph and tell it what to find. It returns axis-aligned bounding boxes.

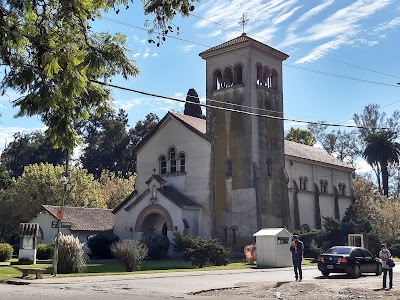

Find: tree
[354,104,400,192]
[98,170,135,209]
[363,131,400,196]
[184,88,204,118]
[0,131,65,178]
[0,0,197,149]
[285,128,316,146]
[78,111,159,178]
[307,123,359,167]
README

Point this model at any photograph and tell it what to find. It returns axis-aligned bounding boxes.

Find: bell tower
[199,34,291,248]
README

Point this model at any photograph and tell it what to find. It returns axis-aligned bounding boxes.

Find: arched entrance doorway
[141,213,167,237]
[135,204,173,237]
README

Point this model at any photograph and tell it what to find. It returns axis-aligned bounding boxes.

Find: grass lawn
[0,258,257,281]
[0,257,320,281]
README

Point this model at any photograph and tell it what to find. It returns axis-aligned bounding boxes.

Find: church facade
[113,35,354,250]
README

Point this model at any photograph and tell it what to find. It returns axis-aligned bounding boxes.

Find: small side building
[29,205,115,244]
[253,228,292,267]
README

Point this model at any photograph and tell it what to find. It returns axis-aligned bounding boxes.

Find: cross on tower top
[238,13,249,34]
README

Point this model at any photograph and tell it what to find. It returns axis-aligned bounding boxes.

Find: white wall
[30,210,71,244]
[135,116,212,237]
[285,157,354,229]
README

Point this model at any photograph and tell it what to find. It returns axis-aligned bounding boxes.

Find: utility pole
[53,148,69,276]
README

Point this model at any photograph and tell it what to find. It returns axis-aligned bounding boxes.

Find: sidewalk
[5,266,315,285]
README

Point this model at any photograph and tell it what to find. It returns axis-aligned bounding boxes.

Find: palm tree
[363,131,400,197]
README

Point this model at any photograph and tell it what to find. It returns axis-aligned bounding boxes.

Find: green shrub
[111,240,148,272]
[57,234,88,274]
[0,243,13,262]
[87,232,120,259]
[389,244,400,258]
[36,244,54,260]
[304,240,323,259]
[141,234,170,259]
[173,233,232,268]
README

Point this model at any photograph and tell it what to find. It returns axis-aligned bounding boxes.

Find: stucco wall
[135,117,212,237]
[285,157,354,229]
[113,187,201,243]
[30,210,71,244]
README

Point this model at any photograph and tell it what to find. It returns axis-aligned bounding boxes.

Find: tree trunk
[381,161,389,197]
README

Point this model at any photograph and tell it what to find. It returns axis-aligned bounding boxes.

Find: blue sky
[1,0,400,172]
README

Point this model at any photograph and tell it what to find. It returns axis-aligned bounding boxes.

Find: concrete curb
[3,266,316,286]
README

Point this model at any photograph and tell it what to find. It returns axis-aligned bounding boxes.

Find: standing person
[379,244,393,289]
[290,234,304,282]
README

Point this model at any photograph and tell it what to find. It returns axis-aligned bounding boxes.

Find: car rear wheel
[350,265,361,279]
[321,271,330,277]
[376,263,382,276]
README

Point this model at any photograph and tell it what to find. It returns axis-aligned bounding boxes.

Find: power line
[102,16,400,90]
[89,79,390,130]
[189,13,400,80]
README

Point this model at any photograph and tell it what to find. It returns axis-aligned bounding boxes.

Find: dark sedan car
[318,246,382,278]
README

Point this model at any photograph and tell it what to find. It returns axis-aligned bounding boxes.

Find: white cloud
[133,52,141,58]
[288,0,335,32]
[114,98,147,110]
[373,16,400,32]
[174,92,184,98]
[272,5,303,26]
[182,45,196,53]
[0,126,46,152]
[354,159,373,173]
[283,0,392,63]
[152,53,158,57]
[142,53,149,58]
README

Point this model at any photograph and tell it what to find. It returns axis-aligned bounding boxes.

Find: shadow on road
[314,274,377,280]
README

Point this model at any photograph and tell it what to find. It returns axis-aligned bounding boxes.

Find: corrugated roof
[284,140,353,169]
[170,112,206,134]
[158,186,201,208]
[42,205,114,232]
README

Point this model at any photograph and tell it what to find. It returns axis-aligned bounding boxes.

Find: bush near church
[141,234,170,259]
[87,232,120,259]
[389,244,400,258]
[111,240,148,272]
[173,233,232,268]
[36,244,54,260]
[57,234,88,274]
[0,243,13,262]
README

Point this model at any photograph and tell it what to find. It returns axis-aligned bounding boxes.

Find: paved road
[1,266,399,300]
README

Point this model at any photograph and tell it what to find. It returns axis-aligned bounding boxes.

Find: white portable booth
[253,228,293,267]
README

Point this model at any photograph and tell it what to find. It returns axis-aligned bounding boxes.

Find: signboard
[56,208,64,221]
[51,221,72,229]
[60,222,72,229]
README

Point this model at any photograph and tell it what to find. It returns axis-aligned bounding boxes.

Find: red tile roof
[170,112,206,134]
[42,205,114,232]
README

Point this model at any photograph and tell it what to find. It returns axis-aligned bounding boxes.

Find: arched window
[223,226,228,245]
[231,226,238,245]
[320,180,328,193]
[159,155,167,175]
[179,152,186,173]
[234,64,243,85]
[223,67,233,88]
[225,159,233,178]
[266,158,273,177]
[300,224,311,232]
[169,147,176,174]
[338,183,346,196]
[213,69,223,90]
[263,66,271,87]
[271,68,279,90]
[256,63,263,85]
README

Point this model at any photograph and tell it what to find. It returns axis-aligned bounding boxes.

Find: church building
[113,34,354,250]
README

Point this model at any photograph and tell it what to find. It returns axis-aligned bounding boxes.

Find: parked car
[318,246,382,278]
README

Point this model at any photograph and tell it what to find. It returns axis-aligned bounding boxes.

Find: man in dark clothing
[289,235,304,282]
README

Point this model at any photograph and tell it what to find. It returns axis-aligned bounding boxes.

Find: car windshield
[324,247,352,255]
